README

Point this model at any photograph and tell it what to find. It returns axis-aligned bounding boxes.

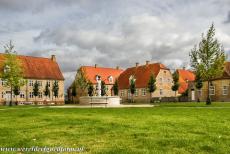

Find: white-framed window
[20,91,25,98]
[38,81,42,87]
[47,81,51,87]
[29,92,34,98]
[1,80,6,86]
[222,86,228,95]
[160,89,163,95]
[209,86,215,95]
[135,89,138,97]
[120,90,124,97]
[29,80,34,87]
[38,92,43,98]
[108,76,113,84]
[128,89,131,98]
[141,88,146,96]
[2,92,4,98]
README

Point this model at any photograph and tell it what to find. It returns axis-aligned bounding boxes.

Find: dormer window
[96,75,101,81]
[108,76,113,84]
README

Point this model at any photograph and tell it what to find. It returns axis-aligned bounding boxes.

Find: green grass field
[1,103,230,153]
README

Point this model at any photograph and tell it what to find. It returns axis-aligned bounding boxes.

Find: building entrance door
[191,90,195,101]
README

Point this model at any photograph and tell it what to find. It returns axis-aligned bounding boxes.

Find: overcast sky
[0,0,230,90]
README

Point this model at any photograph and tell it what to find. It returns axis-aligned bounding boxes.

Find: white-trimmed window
[38,81,42,87]
[141,88,146,96]
[120,90,124,97]
[20,92,25,98]
[128,90,131,98]
[29,92,34,98]
[2,92,4,98]
[47,81,51,87]
[38,92,43,98]
[197,89,202,96]
[135,89,138,97]
[160,89,163,95]
[29,80,34,87]
[209,86,215,95]
[222,86,228,95]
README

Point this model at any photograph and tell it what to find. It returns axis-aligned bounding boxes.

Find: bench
[90,102,108,108]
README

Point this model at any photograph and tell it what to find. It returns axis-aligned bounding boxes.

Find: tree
[88,82,94,96]
[13,85,20,104]
[190,24,226,105]
[148,74,157,103]
[44,82,50,99]
[101,81,106,96]
[171,71,180,99]
[1,41,25,106]
[195,73,203,102]
[71,81,77,103]
[112,79,119,96]
[53,80,59,103]
[33,81,39,104]
[75,68,89,96]
[129,77,136,103]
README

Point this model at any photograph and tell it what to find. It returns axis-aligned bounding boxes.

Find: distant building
[68,64,123,102]
[118,61,175,102]
[177,69,195,94]
[0,54,65,105]
[188,62,230,102]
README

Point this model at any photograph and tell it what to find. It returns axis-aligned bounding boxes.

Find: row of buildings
[68,60,230,103]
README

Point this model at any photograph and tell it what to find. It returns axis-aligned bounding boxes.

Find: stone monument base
[79,96,121,106]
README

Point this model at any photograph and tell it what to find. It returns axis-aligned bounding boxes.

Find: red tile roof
[177,69,195,94]
[118,63,169,89]
[0,53,64,80]
[81,66,123,84]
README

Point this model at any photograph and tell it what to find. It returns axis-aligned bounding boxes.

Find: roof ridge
[0,53,51,60]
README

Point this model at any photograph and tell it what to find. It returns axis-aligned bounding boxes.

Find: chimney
[51,55,56,62]
[95,64,98,68]
[146,60,150,65]
[135,62,139,67]
[183,66,186,70]
[116,66,120,70]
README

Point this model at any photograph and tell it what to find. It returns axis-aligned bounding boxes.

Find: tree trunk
[206,80,211,105]
[10,85,12,106]
[150,92,152,103]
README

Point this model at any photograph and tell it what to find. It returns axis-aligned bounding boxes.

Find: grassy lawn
[1,103,230,153]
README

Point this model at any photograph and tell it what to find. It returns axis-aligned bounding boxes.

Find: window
[1,80,6,86]
[197,89,202,96]
[209,86,215,95]
[20,92,25,98]
[38,81,42,87]
[128,90,131,98]
[29,92,34,98]
[120,90,124,97]
[29,80,34,87]
[2,92,4,98]
[108,76,113,84]
[38,92,43,98]
[160,89,163,95]
[141,88,146,96]
[222,86,228,95]
[47,81,51,87]
[135,89,138,97]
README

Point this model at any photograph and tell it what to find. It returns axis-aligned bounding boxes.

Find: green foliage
[112,79,119,96]
[53,80,59,98]
[171,71,179,95]
[195,73,203,90]
[71,81,77,97]
[75,68,89,96]
[148,74,157,93]
[44,82,50,98]
[13,85,20,96]
[189,23,226,105]
[87,82,94,96]
[33,81,39,98]
[181,89,188,97]
[101,81,106,96]
[1,41,25,105]
[129,78,136,95]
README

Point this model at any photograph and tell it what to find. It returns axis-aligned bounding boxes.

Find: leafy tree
[53,80,59,103]
[101,81,106,96]
[88,82,94,96]
[190,24,226,105]
[171,71,180,99]
[1,41,25,106]
[129,77,136,103]
[13,85,20,104]
[148,74,157,103]
[112,79,119,96]
[44,82,50,99]
[33,81,39,104]
[195,73,203,102]
[75,68,89,96]
[71,81,77,103]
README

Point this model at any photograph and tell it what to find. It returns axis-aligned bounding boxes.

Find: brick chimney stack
[146,60,150,65]
[116,66,120,70]
[51,55,56,62]
[95,64,98,68]
[135,62,139,67]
